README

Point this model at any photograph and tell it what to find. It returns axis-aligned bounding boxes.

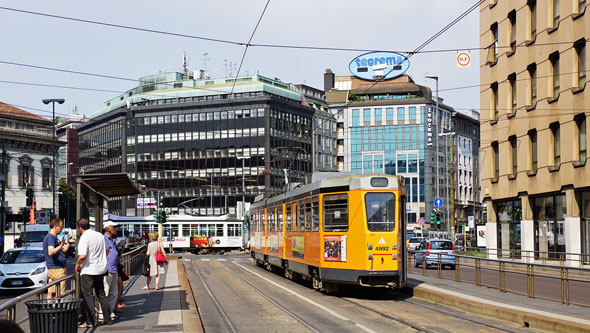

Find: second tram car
[106,214,244,254]
[250,173,407,292]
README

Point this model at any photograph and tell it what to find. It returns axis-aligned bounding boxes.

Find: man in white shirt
[75,218,112,328]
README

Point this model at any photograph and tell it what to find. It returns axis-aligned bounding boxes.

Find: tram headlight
[367,244,373,250]
[368,254,373,260]
[392,244,397,250]
[392,253,398,260]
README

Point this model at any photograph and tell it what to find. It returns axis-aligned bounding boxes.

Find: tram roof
[106,213,241,223]
[253,173,405,208]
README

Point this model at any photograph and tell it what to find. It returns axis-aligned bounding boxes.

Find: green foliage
[348,91,360,101]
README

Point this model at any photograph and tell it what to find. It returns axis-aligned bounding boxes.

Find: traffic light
[436,213,441,226]
[23,208,30,223]
[26,188,34,206]
[159,210,168,224]
[429,212,436,224]
[153,209,161,223]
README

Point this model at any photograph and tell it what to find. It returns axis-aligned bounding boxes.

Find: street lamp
[237,156,251,219]
[66,162,73,227]
[42,98,65,220]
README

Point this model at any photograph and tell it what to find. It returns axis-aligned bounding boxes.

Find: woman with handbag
[142,232,167,290]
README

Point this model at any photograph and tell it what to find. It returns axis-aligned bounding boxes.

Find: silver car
[0,247,48,290]
[407,237,425,252]
[414,238,456,269]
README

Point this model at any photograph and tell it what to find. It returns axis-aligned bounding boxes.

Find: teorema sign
[349,51,410,81]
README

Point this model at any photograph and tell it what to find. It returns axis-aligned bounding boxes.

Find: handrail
[0,244,146,325]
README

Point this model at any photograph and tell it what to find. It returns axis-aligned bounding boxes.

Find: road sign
[434,198,443,208]
[457,51,471,67]
[417,217,425,226]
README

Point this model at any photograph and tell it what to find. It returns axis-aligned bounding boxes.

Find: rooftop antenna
[183,52,189,76]
[201,52,210,76]
[71,104,78,115]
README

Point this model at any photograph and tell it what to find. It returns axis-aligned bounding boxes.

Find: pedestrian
[75,218,112,328]
[97,221,120,322]
[43,218,70,299]
[14,238,23,248]
[116,238,128,312]
[142,232,167,290]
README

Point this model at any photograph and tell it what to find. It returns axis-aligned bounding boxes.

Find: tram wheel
[312,275,322,290]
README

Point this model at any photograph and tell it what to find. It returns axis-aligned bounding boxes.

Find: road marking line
[201,258,210,261]
[217,258,227,261]
[157,262,182,326]
[233,262,374,332]
[184,258,191,262]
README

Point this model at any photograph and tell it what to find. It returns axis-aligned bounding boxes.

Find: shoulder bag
[156,242,168,264]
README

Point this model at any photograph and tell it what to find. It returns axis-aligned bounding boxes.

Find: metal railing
[456,247,590,267]
[408,252,590,307]
[0,244,146,326]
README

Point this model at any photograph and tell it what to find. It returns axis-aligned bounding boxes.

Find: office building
[481,1,590,262]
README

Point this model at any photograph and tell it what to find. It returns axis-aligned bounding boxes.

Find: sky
[0,0,480,120]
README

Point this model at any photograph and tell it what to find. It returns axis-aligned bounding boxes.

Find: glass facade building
[78,72,317,216]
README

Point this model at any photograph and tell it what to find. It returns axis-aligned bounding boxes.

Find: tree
[58,178,76,228]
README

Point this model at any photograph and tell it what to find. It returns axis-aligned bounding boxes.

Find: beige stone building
[480,0,589,263]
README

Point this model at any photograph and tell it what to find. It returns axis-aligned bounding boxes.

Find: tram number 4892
[375,246,389,251]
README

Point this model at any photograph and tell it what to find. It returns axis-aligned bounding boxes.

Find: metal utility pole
[237,156,250,219]
[1,139,6,255]
[42,98,65,219]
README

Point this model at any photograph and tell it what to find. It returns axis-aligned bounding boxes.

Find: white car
[0,247,48,290]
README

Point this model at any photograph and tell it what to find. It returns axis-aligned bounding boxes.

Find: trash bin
[25,298,82,333]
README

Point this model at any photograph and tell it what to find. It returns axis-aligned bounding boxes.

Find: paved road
[185,252,543,332]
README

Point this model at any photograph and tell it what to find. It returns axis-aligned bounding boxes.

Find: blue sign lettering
[349,51,410,81]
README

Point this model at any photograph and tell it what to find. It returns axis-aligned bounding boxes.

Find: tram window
[298,200,305,232]
[312,196,319,232]
[163,225,170,238]
[171,224,179,238]
[278,206,283,232]
[365,192,396,232]
[133,225,141,238]
[182,225,190,237]
[191,224,198,237]
[116,227,123,238]
[208,224,216,237]
[199,225,207,237]
[323,194,349,232]
[305,198,312,231]
[216,224,223,236]
[286,204,292,232]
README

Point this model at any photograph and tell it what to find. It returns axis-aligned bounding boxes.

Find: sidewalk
[81,259,202,332]
[407,272,590,332]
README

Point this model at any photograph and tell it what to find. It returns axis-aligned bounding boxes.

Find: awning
[76,173,141,198]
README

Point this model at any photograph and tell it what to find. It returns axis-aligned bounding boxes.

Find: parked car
[414,238,456,269]
[0,247,48,290]
[407,237,425,252]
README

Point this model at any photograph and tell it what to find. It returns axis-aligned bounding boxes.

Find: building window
[508,10,516,52]
[576,40,586,89]
[363,108,371,123]
[529,129,538,172]
[492,141,499,181]
[551,122,561,167]
[386,108,393,122]
[509,73,517,114]
[528,63,537,105]
[409,107,416,121]
[42,167,51,189]
[509,136,517,176]
[534,195,565,259]
[552,0,560,28]
[496,200,522,258]
[352,109,359,127]
[375,108,382,123]
[491,82,499,121]
[397,107,405,122]
[489,22,498,63]
[550,52,560,98]
[528,0,536,40]
[577,114,587,163]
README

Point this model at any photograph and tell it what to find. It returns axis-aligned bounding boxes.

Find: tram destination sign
[349,51,410,81]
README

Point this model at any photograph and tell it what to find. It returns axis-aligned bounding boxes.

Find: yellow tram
[250,173,407,291]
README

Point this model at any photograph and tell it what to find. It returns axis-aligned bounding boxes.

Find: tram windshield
[365,192,396,231]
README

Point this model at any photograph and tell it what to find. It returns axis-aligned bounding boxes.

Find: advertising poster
[270,235,279,253]
[292,235,304,258]
[324,235,347,262]
[476,225,486,247]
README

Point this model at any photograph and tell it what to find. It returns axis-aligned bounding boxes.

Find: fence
[0,244,146,327]
[408,251,590,307]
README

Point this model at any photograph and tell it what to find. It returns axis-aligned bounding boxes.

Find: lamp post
[66,162,73,227]
[42,98,65,220]
[237,156,251,219]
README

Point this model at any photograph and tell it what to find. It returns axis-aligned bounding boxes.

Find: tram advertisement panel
[292,235,304,258]
[270,235,279,253]
[324,235,347,262]
[162,236,190,248]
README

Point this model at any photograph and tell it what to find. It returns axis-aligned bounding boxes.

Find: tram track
[338,290,517,333]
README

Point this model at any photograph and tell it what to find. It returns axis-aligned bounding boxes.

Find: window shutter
[18,165,23,187]
[30,166,35,186]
